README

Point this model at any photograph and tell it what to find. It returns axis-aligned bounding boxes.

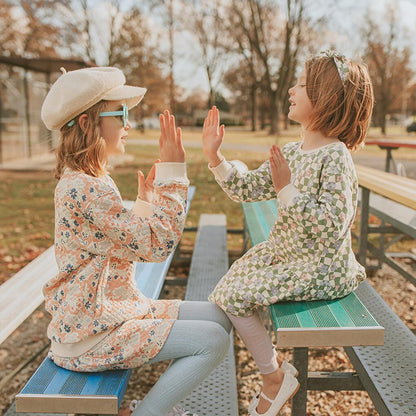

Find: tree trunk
[168,0,175,113]
[381,115,387,135]
[251,83,257,131]
[24,70,31,158]
[260,100,266,130]
[269,90,279,135]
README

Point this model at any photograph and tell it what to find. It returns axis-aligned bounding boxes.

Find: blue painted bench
[14,186,195,415]
[242,197,416,416]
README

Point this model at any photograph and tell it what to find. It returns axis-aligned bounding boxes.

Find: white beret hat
[41,66,147,130]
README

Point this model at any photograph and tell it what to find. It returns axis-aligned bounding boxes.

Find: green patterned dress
[208,141,366,317]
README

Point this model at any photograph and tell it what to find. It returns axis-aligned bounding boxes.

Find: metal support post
[358,188,370,267]
[291,347,308,416]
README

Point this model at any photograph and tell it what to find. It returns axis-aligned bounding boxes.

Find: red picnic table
[365,138,416,174]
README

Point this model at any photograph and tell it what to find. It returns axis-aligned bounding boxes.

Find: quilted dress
[209,141,366,317]
[44,164,189,371]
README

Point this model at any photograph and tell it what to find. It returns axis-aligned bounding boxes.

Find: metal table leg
[385,148,393,172]
[291,347,308,416]
[358,187,370,267]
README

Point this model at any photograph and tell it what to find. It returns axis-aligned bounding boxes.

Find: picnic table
[364,138,416,174]
[355,164,416,285]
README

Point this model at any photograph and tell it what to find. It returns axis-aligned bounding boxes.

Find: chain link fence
[0,68,59,164]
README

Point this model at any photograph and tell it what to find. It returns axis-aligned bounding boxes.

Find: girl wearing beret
[41,67,231,416]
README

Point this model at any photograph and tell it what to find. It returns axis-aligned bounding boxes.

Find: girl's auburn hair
[305,55,374,151]
[55,101,108,179]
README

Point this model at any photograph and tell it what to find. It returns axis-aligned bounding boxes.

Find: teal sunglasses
[67,103,129,127]
[99,103,129,127]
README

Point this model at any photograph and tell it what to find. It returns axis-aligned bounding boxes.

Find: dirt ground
[0,259,415,416]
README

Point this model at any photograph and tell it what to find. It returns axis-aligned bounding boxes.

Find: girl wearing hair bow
[202,51,374,416]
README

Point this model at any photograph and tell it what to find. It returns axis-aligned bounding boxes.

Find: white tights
[226,311,279,374]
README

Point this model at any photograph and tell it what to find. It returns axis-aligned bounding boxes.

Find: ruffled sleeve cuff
[155,162,188,183]
[277,184,301,206]
[132,198,152,218]
[208,158,234,182]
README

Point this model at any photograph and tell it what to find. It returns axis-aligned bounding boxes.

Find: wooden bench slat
[19,357,59,395]
[358,190,416,239]
[0,246,58,344]
[44,368,80,394]
[356,165,416,209]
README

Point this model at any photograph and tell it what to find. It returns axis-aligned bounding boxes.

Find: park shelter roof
[0,55,96,73]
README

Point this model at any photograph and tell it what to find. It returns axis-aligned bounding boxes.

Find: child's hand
[159,110,185,163]
[202,106,224,167]
[270,145,291,193]
[137,160,160,202]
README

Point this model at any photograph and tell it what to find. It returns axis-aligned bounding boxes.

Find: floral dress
[209,141,365,317]
[44,164,189,371]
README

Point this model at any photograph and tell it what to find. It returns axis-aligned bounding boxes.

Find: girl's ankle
[263,368,284,386]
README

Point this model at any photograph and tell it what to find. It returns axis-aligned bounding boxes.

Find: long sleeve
[81,163,189,263]
[285,156,356,240]
[45,166,187,350]
[209,159,277,203]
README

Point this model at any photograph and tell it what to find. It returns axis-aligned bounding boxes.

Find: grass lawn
[1,127,415,284]
[0,135,267,283]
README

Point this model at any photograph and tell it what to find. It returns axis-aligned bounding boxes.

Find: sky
[83,0,416,94]
[174,0,416,94]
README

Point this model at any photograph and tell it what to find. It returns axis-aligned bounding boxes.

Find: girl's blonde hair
[55,101,108,179]
[305,55,374,151]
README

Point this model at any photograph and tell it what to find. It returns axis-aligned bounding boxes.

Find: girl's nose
[288,87,294,96]
[125,119,132,130]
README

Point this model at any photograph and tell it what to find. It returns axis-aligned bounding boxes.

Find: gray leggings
[132,301,232,416]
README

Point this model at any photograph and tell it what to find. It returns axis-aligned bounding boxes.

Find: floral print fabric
[50,299,180,371]
[44,167,188,369]
[209,141,365,316]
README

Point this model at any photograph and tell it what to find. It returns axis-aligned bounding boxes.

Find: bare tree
[145,0,177,113]
[106,0,122,66]
[79,0,96,63]
[180,0,224,108]
[0,1,20,54]
[108,7,169,116]
[362,4,414,134]
[17,0,66,57]
[228,0,306,135]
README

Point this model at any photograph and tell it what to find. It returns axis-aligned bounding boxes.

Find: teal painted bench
[241,199,386,416]
[14,187,195,415]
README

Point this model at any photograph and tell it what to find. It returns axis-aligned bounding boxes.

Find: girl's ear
[78,114,89,132]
